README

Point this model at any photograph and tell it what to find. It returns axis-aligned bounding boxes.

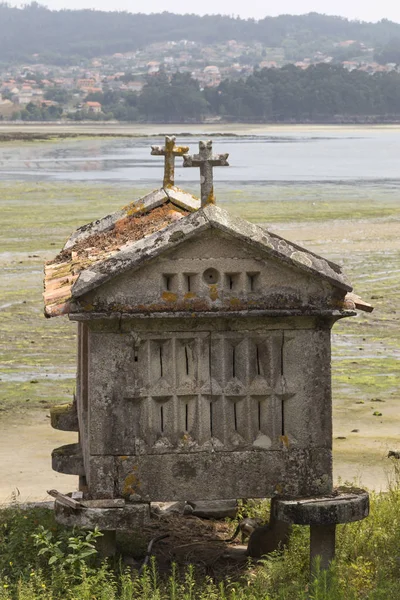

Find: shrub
[2,477,400,599]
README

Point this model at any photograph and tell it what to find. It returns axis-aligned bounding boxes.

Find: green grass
[0,180,399,413]
[0,182,148,411]
[0,151,399,597]
[2,477,400,598]
[218,183,400,223]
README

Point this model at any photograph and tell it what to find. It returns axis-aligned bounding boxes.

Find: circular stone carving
[272,487,369,526]
[203,268,220,284]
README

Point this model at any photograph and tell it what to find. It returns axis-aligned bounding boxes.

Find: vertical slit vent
[258,400,261,431]
[160,405,164,433]
[229,275,233,290]
[256,345,261,375]
[232,347,236,378]
[248,272,259,292]
[165,276,170,291]
[281,334,285,435]
[210,401,213,436]
[159,345,163,377]
[185,346,189,375]
[134,347,138,363]
[234,403,238,431]
[185,403,189,432]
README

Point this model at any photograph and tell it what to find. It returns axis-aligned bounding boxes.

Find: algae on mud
[0,176,399,489]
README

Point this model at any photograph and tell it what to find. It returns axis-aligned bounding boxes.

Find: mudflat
[0,154,399,502]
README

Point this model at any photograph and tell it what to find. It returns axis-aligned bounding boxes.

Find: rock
[185,500,237,520]
[151,501,187,516]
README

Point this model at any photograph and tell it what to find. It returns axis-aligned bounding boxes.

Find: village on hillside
[0,37,398,121]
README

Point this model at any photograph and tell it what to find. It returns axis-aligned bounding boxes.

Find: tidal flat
[0,146,399,498]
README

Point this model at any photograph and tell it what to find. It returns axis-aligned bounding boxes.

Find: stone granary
[44,137,371,567]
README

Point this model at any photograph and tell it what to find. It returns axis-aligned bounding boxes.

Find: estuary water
[0,127,400,191]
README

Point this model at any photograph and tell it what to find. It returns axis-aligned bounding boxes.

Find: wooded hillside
[2,4,400,64]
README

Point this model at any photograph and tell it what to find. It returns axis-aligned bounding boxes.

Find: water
[1,128,400,188]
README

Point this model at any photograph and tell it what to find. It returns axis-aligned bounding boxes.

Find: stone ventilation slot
[159,345,163,377]
[281,335,285,436]
[163,274,176,292]
[256,345,261,375]
[234,402,238,431]
[258,400,262,431]
[134,347,138,363]
[185,403,189,431]
[209,401,213,436]
[225,272,240,291]
[164,275,171,291]
[185,275,192,292]
[232,346,236,378]
[160,405,164,433]
[184,346,190,375]
[247,272,260,292]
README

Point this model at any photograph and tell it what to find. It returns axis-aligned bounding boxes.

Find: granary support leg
[79,475,88,494]
[310,524,336,574]
[272,488,369,577]
[97,530,117,558]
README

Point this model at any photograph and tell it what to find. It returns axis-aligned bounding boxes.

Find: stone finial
[183,140,229,207]
[151,136,189,188]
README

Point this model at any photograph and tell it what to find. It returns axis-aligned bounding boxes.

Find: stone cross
[183,140,229,207]
[151,136,189,188]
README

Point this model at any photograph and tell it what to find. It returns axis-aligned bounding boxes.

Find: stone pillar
[271,488,369,577]
[97,530,117,558]
[79,475,88,494]
[310,524,336,574]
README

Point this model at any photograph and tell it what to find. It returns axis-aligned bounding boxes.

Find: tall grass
[1,477,400,599]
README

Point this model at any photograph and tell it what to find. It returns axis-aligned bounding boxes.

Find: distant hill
[2,4,400,65]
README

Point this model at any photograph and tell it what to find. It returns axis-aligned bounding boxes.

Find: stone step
[50,403,79,432]
[52,443,84,475]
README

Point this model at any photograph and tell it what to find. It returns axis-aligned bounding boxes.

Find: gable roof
[63,185,199,251]
[44,197,352,318]
[44,186,199,317]
[72,204,352,298]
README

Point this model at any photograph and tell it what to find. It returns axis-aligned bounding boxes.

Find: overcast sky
[7,0,400,23]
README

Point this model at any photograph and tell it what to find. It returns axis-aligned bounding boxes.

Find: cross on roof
[183,140,229,207]
[151,136,189,188]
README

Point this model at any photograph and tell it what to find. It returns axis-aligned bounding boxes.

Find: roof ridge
[68,204,351,302]
[63,187,200,252]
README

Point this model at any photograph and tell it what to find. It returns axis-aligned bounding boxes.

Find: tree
[138,73,208,122]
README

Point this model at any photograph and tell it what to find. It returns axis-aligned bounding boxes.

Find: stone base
[50,403,79,432]
[272,487,369,526]
[247,497,291,558]
[54,498,150,530]
[271,488,369,574]
[185,500,238,519]
[52,443,84,476]
[97,530,117,558]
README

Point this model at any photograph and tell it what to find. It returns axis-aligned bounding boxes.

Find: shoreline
[2,122,400,141]
[1,202,399,501]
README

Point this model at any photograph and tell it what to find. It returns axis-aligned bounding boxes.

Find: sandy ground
[1,122,400,137]
[0,217,398,503]
[0,411,77,504]
[0,411,392,503]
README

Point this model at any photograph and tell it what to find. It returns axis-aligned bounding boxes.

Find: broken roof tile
[44,189,356,319]
[44,202,188,318]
